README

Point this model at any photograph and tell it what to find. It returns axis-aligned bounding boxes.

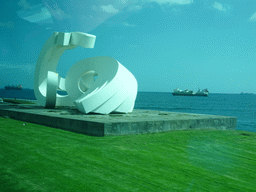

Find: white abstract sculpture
[34,32,138,114]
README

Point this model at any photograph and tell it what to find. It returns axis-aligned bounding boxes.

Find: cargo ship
[4,85,23,90]
[172,88,209,96]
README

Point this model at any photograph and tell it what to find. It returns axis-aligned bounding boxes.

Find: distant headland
[240,92,254,95]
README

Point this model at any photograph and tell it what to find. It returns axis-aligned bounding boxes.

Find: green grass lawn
[0,117,256,191]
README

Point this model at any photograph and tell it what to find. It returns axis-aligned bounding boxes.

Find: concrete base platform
[0,103,237,136]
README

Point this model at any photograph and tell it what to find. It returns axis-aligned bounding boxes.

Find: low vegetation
[0,117,256,191]
[2,98,35,105]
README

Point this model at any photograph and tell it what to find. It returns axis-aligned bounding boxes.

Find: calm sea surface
[0,89,255,132]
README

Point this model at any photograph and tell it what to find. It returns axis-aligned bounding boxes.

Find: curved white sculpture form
[46,71,59,108]
[65,56,137,114]
[34,31,138,114]
[34,32,96,108]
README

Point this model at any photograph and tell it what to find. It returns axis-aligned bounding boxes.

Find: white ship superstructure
[172,88,209,96]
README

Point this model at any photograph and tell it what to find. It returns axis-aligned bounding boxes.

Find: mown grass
[0,117,256,191]
[2,99,35,105]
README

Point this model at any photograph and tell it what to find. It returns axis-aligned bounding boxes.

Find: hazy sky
[0,0,256,93]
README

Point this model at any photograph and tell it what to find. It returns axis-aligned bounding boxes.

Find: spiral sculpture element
[34,32,138,114]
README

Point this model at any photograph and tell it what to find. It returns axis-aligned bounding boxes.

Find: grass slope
[0,117,256,191]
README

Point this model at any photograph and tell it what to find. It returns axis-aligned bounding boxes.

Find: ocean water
[0,89,36,100]
[0,89,255,132]
[136,92,256,132]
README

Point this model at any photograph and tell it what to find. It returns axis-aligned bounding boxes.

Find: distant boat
[172,88,209,96]
[4,85,23,90]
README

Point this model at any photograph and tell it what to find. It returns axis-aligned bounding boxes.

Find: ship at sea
[4,85,23,90]
[172,88,209,96]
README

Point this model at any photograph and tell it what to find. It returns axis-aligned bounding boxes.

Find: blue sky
[0,0,256,93]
